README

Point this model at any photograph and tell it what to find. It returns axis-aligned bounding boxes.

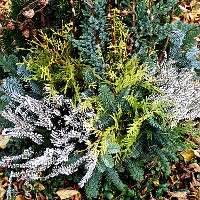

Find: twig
[71,0,75,36]
[147,0,153,57]
[109,0,116,63]
[158,36,169,64]
[158,7,175,64]
[132,0,136,27]
[82,0,93,8]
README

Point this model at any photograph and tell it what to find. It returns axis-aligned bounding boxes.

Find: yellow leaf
[56,189,80,200]
[15,194,24,200]
[0,135,9,149]
[38,184,45,191]
[152,179,159,186]
[35,181,45,191]
[180,149,200,162]
[170,175,178,186]
[0,187,6,200]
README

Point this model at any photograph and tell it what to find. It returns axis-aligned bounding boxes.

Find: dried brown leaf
[22,29,30,38]
[168,191,187,200]
[0,177,8,188]
[189,163,200,172]
[56,189,81,200]
[0,135,9,149]
[15,194,25,200]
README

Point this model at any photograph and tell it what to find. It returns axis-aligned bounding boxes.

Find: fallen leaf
[193,150,200,157]
[180,149,200,162]
[0,135,9,149]
[168,191,187,200]
[0,177,8,188]
[171,164,176,171]
[13,179,24,192]
[170,175,179,186]
[22,8,35,18]
[56,189,80,200]
[15,194,25,200]
[22,29,30,38]
[180,172,191,180]
[152,179,159,187]
[188,136,200,148]
[141,186,147,195]
[191,172,200,187]
[34,181,45,191]
[189,163,200,172]
[0,187,5,200]
[198,187,200,198]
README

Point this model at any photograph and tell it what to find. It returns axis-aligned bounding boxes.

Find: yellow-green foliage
[21,25,84,101]
[81,9,168,159]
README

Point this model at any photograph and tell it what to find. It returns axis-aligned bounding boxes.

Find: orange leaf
[15,194,25,200]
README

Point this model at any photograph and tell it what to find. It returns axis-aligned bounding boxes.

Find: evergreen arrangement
[0,0,199,199]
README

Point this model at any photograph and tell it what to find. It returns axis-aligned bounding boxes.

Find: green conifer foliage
[0,0,197,199]
[21,25,84,101]
[169,20,200,70]
[82,8,186,198]
[117,0,179,65]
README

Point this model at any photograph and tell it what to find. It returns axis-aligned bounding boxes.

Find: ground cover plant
[0,0,200,199]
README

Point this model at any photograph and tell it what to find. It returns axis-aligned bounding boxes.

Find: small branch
[132,0,136,27]
[34,4,48,14]
[158,7,175,64]
[82,0,93,8]
[158,36,169,64]
[147,0,153,57]
[83,0,99,44]
[108,0,116,63]
[91,6,99,45]
[126,1,136,54]
[71,0,75,36]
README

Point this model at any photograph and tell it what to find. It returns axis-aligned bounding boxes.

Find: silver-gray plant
[0,93,96,188]
[150,59,200,126]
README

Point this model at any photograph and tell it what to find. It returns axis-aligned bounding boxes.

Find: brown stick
[132,0,136,27]
[91,7,99,44]
[108,0,116,63]
[83,0,99,44]
[71,0,75,36]
[147,0,153,57]
[158,7,175,64]
[157,36,170,64]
